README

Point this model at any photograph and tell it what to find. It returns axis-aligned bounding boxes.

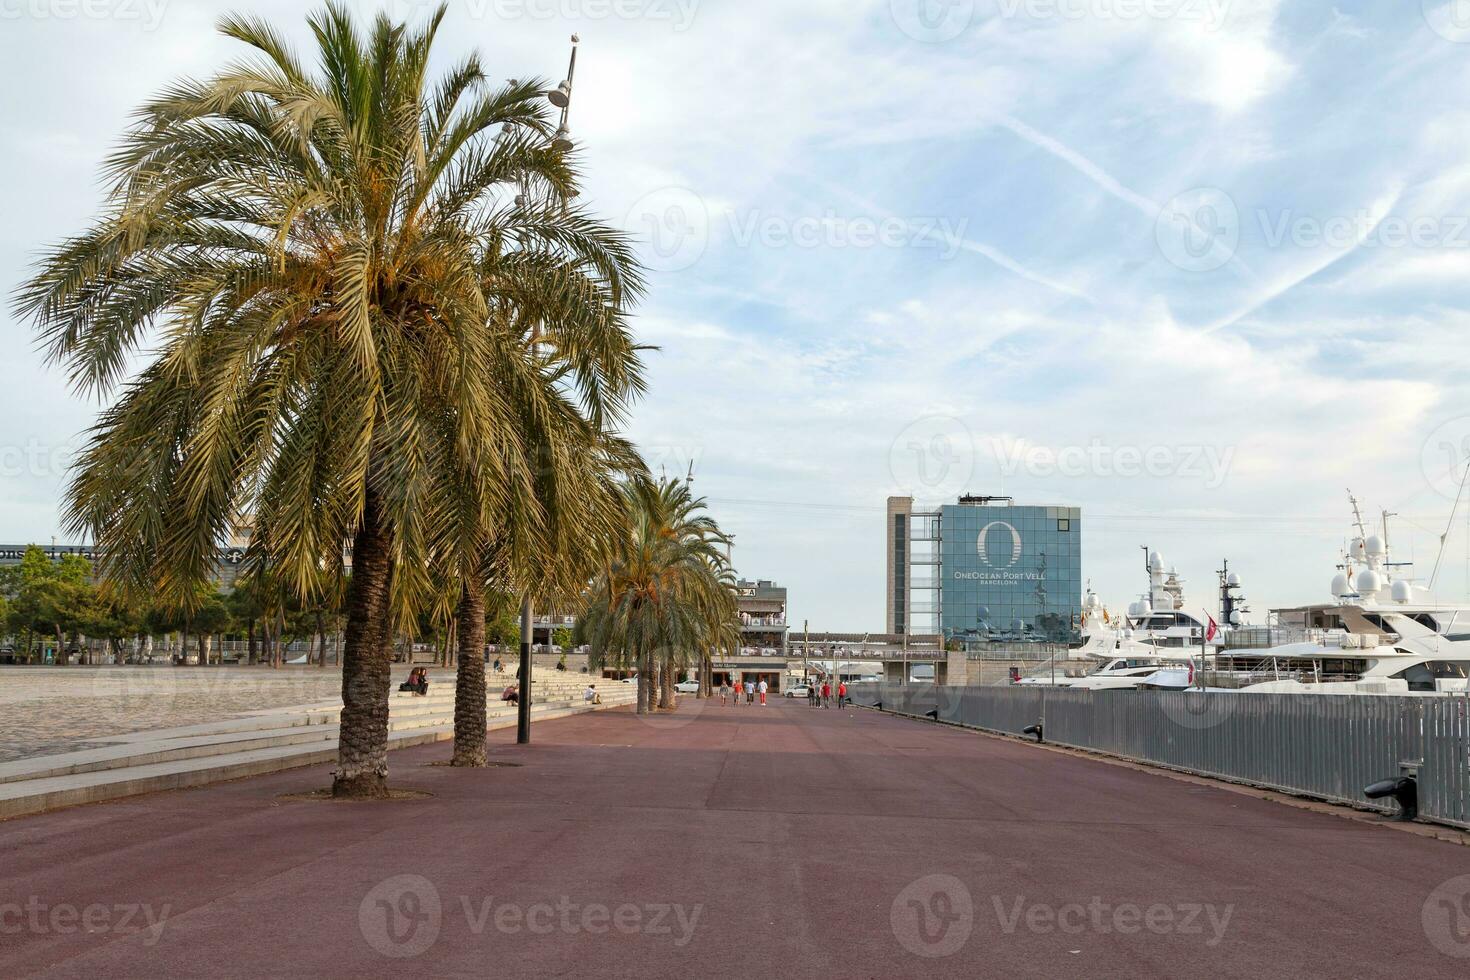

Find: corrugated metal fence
[848,683,1470,829]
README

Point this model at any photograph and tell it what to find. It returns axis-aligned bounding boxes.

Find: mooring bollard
[1363,776,1418,822]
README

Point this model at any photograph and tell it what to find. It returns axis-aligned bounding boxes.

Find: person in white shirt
[757,678,768,705]
[584,684,601,705]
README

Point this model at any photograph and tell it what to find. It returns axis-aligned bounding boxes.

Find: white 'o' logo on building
[977,521,1022,568]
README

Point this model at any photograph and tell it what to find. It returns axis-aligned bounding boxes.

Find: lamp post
[517,595,533,743]
[515,35,581,745]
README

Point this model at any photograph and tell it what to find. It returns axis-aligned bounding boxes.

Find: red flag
[1188,661,1195,685]
[1205,615,1218,642]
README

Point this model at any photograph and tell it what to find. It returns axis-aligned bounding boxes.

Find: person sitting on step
[398,667,429,696]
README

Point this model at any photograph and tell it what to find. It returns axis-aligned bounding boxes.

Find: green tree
[579,479,739,714]
[193,591,234,665]
[224,578,266,665]
[2,547,96,664]
[20,4,642,796]
[485,594,520,653]
[79,587,144,663]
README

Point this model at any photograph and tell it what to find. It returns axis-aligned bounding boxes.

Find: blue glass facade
[940,504,1081,644]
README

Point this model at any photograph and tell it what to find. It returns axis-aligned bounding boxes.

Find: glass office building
[940,501,1080,644]
[887,496,1081,645]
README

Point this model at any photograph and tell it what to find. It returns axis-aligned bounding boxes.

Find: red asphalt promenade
[1,695,1466,978]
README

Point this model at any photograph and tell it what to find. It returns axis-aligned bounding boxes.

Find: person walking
[807,681,818,707]
[744,679,755,704]
[820,681,831,707]
[757,678,768,706]
[719,679,730,705]
[837,680,847,709]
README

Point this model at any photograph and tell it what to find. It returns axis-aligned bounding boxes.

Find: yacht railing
[1221,626,1398,651]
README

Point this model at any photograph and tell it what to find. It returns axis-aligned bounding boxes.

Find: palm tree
[17,3,641,797]
[579,479,739,715]
[444,189,647,767]
[449,411,644,766]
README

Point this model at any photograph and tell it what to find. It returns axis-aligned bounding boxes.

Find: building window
[1056,518,1069,532]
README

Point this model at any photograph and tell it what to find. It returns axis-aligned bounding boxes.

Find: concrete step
[0,697,602,786]
[0,700,624,821]
[0,725,342,785]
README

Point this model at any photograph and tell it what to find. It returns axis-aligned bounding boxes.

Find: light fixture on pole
[548,35,578,152]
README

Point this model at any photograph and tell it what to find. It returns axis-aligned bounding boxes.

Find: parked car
[783,684,811,698]
[674,679,700,693]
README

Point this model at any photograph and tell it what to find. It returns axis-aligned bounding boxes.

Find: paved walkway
[0,697,1466,978]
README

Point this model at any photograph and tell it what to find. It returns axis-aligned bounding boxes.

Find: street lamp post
[515,35,581,747]
[518,595,532,743]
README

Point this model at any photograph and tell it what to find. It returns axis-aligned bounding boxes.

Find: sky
[5,0,1470,631]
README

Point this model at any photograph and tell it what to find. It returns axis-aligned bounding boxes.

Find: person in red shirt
[837,681,847,709]
[820,681,831,707]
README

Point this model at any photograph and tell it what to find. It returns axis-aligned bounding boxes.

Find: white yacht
[1015,587,1192,688]
[1017,549,1254,690]
[1120,550,1242,651]
[1184,502,1470,696]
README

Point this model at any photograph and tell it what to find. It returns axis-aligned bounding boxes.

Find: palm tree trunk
[661,662,675,710]
[315,610,327,668]
[247,619,257,665]
[636,648,651,715]
[450,576,487,767]
[333,487,395,799]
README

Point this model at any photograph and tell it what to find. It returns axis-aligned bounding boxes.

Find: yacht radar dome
[1330,573,1350,599]
[1226,571,1241,587]
[1350,537,1366,560]
[1366,535,1386,558]
[1149,552,1164,572]
[1356,568,1383,595]
[1390,580,1413,604]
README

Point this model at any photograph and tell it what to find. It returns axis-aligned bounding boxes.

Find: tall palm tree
[449,403,644,766]
[17,3,642,797]
[444,183,646,767]
[579,479,739,715]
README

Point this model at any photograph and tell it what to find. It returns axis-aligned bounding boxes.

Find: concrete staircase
[0,672,634,821]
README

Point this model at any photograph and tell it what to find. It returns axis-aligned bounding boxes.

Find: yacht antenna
[1431,461,1470,589]
[1348,490,1367,539]
[1381,509,1396,557]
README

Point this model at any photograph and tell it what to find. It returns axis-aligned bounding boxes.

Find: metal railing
[850,683,1470,830]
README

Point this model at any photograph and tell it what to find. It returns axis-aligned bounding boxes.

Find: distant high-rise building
[887,495,1082,645]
